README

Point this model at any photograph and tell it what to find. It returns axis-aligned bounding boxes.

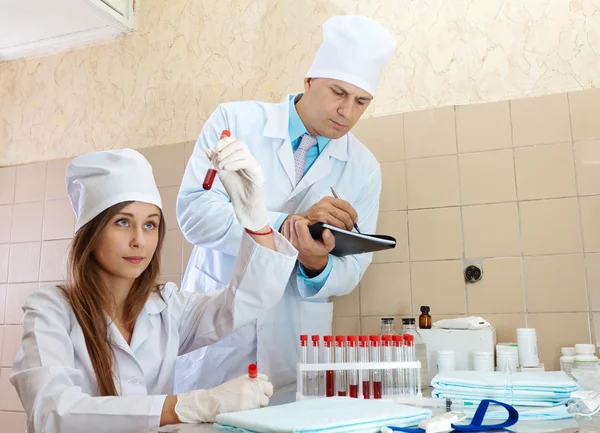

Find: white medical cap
[306,15,397,96]
[66,149,162,233]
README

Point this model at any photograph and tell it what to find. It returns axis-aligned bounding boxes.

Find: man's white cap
[66,149,162,233]
[306,15,397,96]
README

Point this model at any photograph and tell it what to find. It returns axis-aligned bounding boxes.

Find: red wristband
[245,227,273,236]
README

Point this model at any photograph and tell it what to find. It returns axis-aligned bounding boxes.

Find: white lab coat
[10,232,297,433]
[174,94,382,400]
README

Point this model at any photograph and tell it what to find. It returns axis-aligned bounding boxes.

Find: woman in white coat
[10,141,299,433]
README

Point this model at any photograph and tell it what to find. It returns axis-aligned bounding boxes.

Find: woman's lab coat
[174,94,382,399]
[10,232,297,433]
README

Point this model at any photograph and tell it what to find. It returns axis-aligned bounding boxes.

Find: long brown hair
[59,201,166,396]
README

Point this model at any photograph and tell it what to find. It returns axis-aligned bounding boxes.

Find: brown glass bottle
[419,306,432,329]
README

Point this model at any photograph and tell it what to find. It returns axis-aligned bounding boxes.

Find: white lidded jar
[574,344,598,370]
[496,343,519,370]
[560,347,576,378]
[474,351,495,372]
[517,328,539,367]
[436,350,456,374]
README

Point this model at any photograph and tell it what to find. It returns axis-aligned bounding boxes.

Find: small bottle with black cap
[419,306,432,329]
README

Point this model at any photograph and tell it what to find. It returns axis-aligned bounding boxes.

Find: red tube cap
[248,363,258,379]
[311,335,320,342]
[381,335,392,342]
[220,130,231,138]
[323,335,334,342]
[300,335,308,341]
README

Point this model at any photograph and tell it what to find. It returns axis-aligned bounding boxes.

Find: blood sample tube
[335,336,347,396]
[311,335,321,396]
[358,336,370,399]
[392,334,404,396]
[347,336,358,398]
[248,363,258,379]
[404,334,416,395]
[300,335,308,397]
[202,130,231,190]
[381,334,393,398]
[370,335,382,399]
[323,336,335,397]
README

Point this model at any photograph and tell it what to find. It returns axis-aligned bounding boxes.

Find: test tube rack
[296,361,422,401]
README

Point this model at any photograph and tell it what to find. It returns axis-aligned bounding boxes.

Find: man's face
[301,78,373,139]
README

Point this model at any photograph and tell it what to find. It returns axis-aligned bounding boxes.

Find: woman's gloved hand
[174,373,274,423]
[205,136,268,231]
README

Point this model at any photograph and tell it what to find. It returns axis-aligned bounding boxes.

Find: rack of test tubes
[296,334,422,401]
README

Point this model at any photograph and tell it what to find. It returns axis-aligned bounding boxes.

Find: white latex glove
[205,136,269,231]
[174,373,274,423]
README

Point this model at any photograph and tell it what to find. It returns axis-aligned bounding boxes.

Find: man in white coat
[175,15,397,402]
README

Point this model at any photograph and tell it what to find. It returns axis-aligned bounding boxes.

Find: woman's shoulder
[23,284,74,324]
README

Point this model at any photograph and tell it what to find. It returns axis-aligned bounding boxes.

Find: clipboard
[309,222,396,257]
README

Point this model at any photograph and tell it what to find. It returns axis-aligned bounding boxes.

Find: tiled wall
[0,88,599,421]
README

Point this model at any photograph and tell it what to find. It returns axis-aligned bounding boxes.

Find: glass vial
[419,306,432,329]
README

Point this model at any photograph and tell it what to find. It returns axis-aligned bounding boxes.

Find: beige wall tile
[11,202,43,243]
[406,156,460,209]
[408,208,463,261]
[183,240,194,274]
[0,167,16,205]
[333,287,359,317]
[380,162,407,211]
[39,240,70,282]
[360,263,410,316]
[1,325,22,367]
[139,144,185,188]
[458,150,517,205]
[456,101,512,153]
[581,196,600,252]
[361,316,405,336]
[14,162,46,203]
[592,312,600,348]
[524,255,588,312]
[0,245,8,283]
[462,203,521,257]
[0,412,26,432]
[159,186,179,231]
[411,260,466,314]
[569,88,600,141]
[185,142,196,166]
[45,159,70,200]
[0,205,11,244]
[515,143,577,200]
[476,314,526,343]
[8,242,41,283]
[520,198,583,255]
[5,283,38,325]
[333,317,361,337]
[0,284,6,324]
[468,258,525,313]
[352,114,404,162]
[161,230,183,275]
[574,140,600,196]
[587,254,600,311]
[404,106,456,159]
[528,313,590,371]
[42,199,75,240]
[373,211,409,264]
[0,368,23,411]
[511,94,572,147]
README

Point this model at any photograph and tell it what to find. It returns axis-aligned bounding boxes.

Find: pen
[330,186,361,233]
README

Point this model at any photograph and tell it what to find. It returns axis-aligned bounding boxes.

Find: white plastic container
[574,344,598,370]
[517,328,539,367]
[436,350,456,373]
[519,363,545,372]
[560,347,576,378]
[473,351,494,372]
[497,352,518,372]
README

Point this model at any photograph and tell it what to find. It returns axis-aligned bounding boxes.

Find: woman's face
[93,202,161,283]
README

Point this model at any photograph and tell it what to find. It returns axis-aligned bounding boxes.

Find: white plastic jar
[574,344,598,370]
[474,351,495,372]
[436,350,456,373]
[517,328,539,367]
[560,347,576,377]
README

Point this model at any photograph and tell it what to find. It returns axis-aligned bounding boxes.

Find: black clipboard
[309,222,396,257]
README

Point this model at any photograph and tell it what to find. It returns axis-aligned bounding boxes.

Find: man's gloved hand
[174,373,274,423]
[205,135,268,231]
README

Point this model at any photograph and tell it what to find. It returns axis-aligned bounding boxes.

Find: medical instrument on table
[436,350,455,374]
[402,318,429,389]
[517,328,539,367]
[323,336,335,397]
[300,335,308,394]
[359,335,371,399]
[330,186,361,233]
[335,336,347,396]
[382,335,394,397]
[347,336,359,398]
[574,344,599,370]
[560,347,576,378]
[248,364,258,379]
[433,317,491,330]
[203,129,231,190]
[473,351,494,372]
[311,335,321,396]
[419,306,432,329]
[371,335,383,398]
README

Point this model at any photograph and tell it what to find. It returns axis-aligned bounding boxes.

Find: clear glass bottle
[560,347,576,378]
[379,318,400,336]
[402,318,429,390]
[419,306,432,329]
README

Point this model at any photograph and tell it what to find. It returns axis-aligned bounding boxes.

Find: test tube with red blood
[358,336,370,399]
[323,336,335,397]
[202,130,231,190]
[370,335,382,399]
[335,336,347,397]
[347,336,358,398]
[248,363,258,379]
